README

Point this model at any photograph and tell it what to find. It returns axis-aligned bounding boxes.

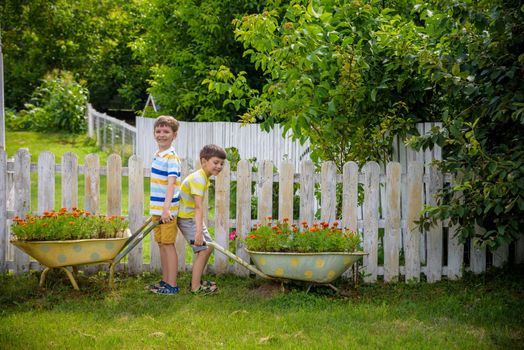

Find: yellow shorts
[152,216,178,245]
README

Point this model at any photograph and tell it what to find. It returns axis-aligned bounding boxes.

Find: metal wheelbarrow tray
[11,218,159,290]
[201,241,367,292]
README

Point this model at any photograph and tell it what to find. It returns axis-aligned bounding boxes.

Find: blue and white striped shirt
[150,146,181,216]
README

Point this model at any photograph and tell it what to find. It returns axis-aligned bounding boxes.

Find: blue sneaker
[148,280,167,291]
[153,284,180,295]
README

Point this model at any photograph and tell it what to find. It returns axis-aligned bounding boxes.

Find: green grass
[7,131,106,164]
[0,267,523,349]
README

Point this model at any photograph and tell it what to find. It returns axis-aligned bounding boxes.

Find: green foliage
[17,70,88,133]
[408,0,524,249]
[206,0,431,168]
[130,0,265,121]
[0,0,147,111]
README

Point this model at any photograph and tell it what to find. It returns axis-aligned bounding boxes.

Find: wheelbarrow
[11,218,160,290]
[192,240,367,293]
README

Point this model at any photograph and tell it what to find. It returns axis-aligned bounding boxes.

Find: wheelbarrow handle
[189,240,274,280]
[113,219,160,264]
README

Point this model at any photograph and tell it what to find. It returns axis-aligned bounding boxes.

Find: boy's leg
[154,217,179,288]
[191,246,214,291]
[177,218,216,291]
[160,243,178,287]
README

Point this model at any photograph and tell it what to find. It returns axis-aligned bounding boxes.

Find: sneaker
[191,284,218,296]
[147,280,167,291]
[153,284,180,295]
[188,280,217,289]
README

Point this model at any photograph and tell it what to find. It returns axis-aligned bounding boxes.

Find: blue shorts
[177,218,213,253]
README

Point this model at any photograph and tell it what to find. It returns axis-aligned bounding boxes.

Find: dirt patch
[249,282,284,298]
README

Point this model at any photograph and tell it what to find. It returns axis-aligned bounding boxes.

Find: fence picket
[426,164,443,282]
[384,162,401,282]
[470,226,486,274]
[127,155,144,274]
[84,154,100,214]
[37,152,55,214]
[14,149,31,273]
[61,152,78,210]
[258,160,273,225]
[0,150,7,272]
[363,162,380,283]
[492,244,509,268]
[107,154,122,217]
[214,161,231,274]
[235,160,251,276]
[278,160,294,221]
[447,174,463,280]
[300,160,315,224]
[174,158,190,272]
[516,238,524,264]
[342,162,359,233]
[405,161,423,282]
[320,161,337,223]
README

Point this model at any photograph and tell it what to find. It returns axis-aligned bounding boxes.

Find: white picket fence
[2,149,522,281]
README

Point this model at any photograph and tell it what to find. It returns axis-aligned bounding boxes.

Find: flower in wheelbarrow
[229,230,237,241]
[12,207,129,241]
[244,219,361,253]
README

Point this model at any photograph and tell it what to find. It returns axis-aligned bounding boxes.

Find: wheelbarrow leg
[109,263,116,289]
[39,267,51,289]
[59,267,80,291]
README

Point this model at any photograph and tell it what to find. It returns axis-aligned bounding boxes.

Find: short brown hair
[154,115,179,132]
[200,144,226,161]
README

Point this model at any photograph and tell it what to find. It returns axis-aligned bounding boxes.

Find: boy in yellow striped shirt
[178,144,226,294]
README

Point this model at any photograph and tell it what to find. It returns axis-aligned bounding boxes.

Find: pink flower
[229,230,237,241]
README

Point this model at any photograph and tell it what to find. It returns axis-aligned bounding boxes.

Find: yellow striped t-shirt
[178,168,209,219]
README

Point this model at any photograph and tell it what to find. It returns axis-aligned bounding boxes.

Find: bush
[22,70,88,133]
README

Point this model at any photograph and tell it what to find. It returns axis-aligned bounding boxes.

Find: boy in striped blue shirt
[149,115,181,295]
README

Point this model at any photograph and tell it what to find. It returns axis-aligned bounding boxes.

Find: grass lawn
[0,267,523,349]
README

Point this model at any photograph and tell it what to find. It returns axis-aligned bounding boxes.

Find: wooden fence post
[257,160,273,225]
[384,162,401,283]
[235,160,251,276]
[300,160,315,225]
[492,244,509,268]
[426,164,443,282]
[14,149,31,273]
[278,160,294,221]
[127,155,144,274]
[470,226,486,274]
[214,160,230,274]
[107,154,122,217]
[363,161,380,283]
[447,174,464,280]
[84,154,100,214]
[320,161,337,223]
[405,161,423,282]
[37,151,55,214]
[0,149,7,272]
[61,152,78,210]
[342,162,358,233]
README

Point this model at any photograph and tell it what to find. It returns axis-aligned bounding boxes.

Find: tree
[0,0,147,111]
[206,0,437,168]
[130,0,266,121]
[409,0,524,249]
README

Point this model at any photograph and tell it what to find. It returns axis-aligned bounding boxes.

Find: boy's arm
[193,195,205,246]
[161,176,176,223]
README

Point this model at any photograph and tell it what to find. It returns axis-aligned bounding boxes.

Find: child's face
[201,156,225,177]
[154,125,176,151]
